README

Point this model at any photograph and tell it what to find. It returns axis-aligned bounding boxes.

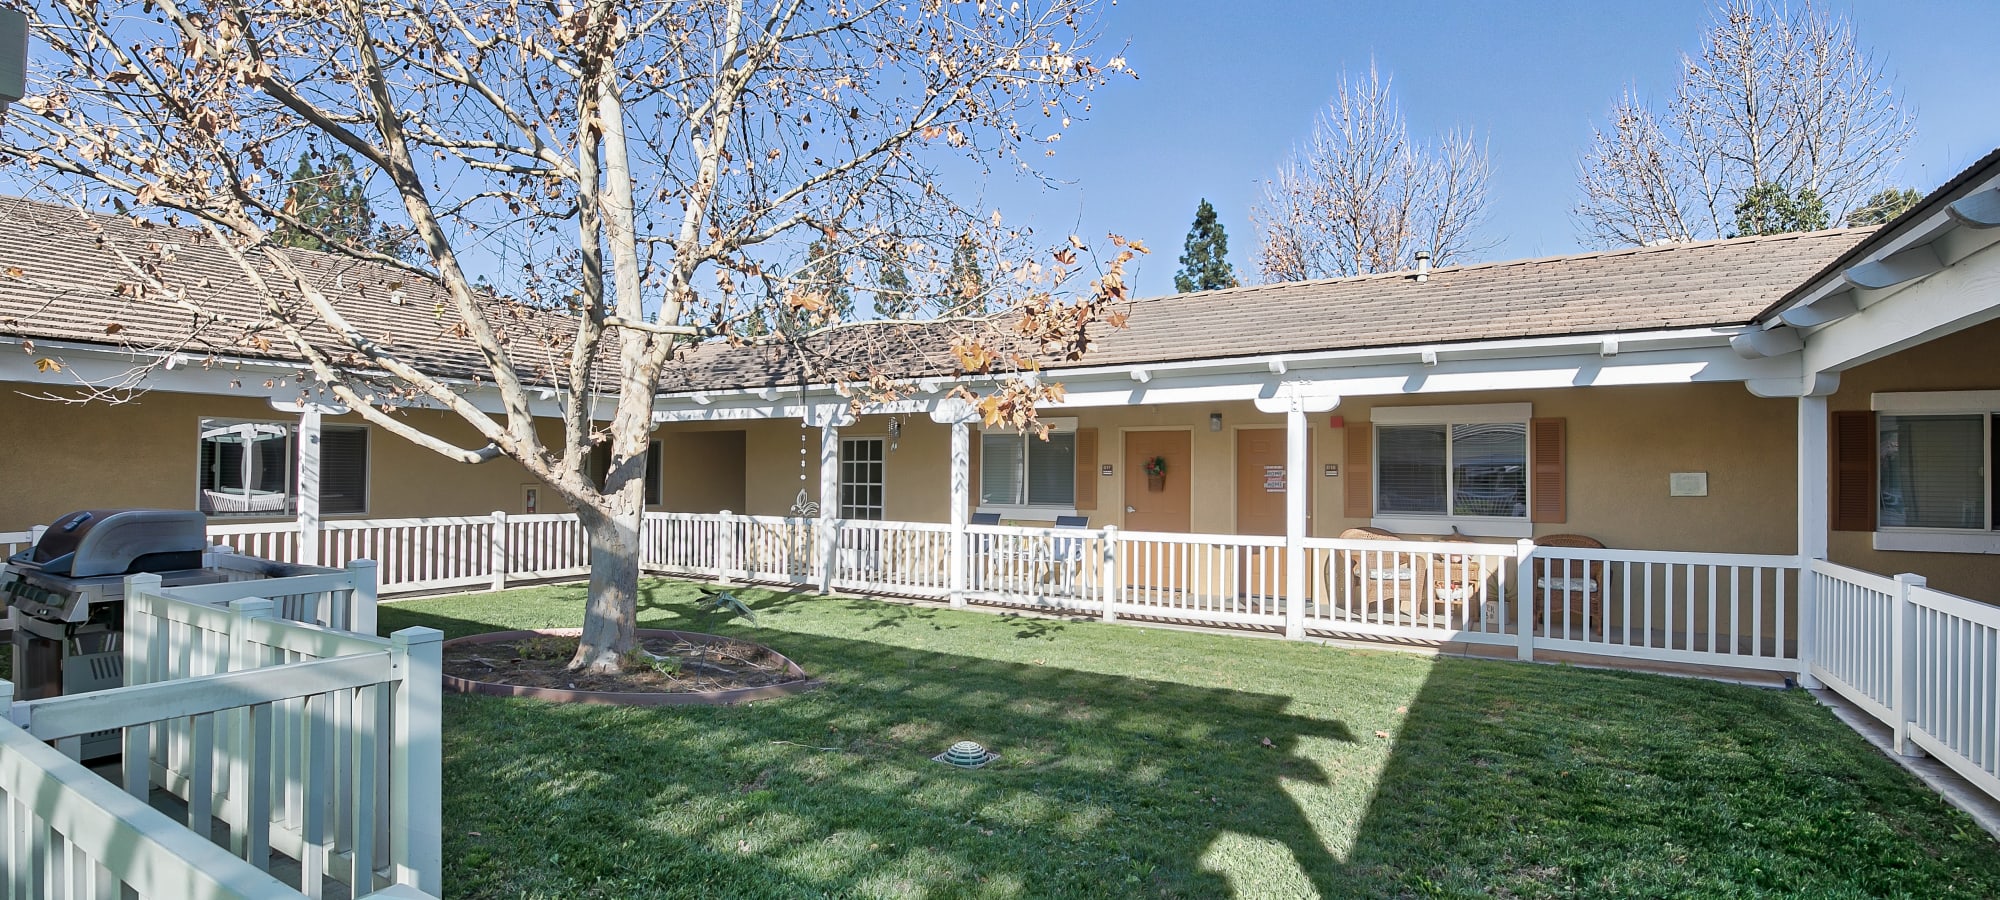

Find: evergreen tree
[274,153,379,252]
[872,241,917,319]
[783,239,852,333]
[1846,187,1924,227]
[946,234,986,316]
[1733,182,1829,237]
[1174,198,1238,293]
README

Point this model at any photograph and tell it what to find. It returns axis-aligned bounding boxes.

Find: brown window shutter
[1343,423,1373,518]
[1529,418,1566,523]
[1074,428,1098,510]
[1831,410,1877,531]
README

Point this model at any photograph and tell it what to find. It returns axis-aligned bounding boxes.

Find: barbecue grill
[2,509,329,758]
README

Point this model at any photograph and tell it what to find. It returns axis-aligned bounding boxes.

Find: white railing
[645,512,732,579]
[830,519,953,599]
[0,684,309,899]
[730,515,816,585]
[1114,530,1280,626]
[1303,537,1518,642]
[1810,560,2000,804]
[322,517,498,595]
[208,521,305,565]
[1907,584,2000,802]
[1809,560,1900,724]
[963,523,1105,612]
[1526,545,1800,671]
[0,526,41,560]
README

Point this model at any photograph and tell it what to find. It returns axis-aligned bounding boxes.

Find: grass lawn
[381,579,1999,899]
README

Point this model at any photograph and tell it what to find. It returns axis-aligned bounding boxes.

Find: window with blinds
[1879,414,1989,530]
[978,429,1076,508]
[1375,420,1527,519]
[198,418,370,517]
[319,426,370,515]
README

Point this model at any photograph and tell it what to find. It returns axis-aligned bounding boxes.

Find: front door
[1236,428,1297,599]
[1124,430,1191,533]
[1123,430,1192,596]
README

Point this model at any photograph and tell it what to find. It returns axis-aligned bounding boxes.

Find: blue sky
[977,0,2000,298]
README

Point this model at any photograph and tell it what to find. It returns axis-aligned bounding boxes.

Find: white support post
[1100,525,1120,623]
[818,420,841,594]
[1891,572,1925,757]
[1515,539,1537,661]
[489,511,509,592]
[123,572,165,688]
[1284,403,1308,640]
[1797,394,1829,687]
[27,523,44,546]
[389,626,444,894]
[948,421,970,608]
[346,559,379,636]
[296,405,323,567]
[717,510,736,586]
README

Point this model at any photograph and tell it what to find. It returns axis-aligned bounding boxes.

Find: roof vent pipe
[1414,250,1432,283]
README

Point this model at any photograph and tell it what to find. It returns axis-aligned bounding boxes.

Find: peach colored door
[1236,428,1296,599]
[1123,430,1191,594]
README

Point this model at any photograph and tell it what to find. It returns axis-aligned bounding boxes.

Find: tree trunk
[570,486,646,674]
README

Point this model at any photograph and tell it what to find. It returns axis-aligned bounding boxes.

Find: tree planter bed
[441,628,823,706]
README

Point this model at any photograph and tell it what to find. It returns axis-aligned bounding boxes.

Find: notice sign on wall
[1264,465,1287,492]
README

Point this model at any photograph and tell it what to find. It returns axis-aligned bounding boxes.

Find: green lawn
[380,579,1999,899]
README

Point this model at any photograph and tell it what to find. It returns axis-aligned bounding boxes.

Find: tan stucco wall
[0,384,754,533]
[655,430,746,514]
[1827,317,2000,603]
[669,384,1798,555]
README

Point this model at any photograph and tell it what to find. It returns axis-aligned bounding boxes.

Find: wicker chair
[1532,533,1607,636]
[1337,527,1426,617]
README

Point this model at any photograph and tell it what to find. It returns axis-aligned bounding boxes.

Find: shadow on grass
[384,581,2000,898]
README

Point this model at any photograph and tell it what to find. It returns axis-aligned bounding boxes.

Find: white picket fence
[1,564,440,898]
[1811,561,2000,803]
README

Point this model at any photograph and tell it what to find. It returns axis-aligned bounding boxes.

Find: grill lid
[20,509,209,577]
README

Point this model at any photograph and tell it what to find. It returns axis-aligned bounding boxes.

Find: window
[589,440,665,506]
[1372,405,1529,520]
[839,437,886,520]
[198,418,368,517]
[1878,413,1993,531]
[980,420,1076,509]
[1857,392,2000,553]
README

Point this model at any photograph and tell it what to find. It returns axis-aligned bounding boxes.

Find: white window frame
[1871,391,2000,554]
[838,435,887,521]
[1370,403,1533,538]
[195,418,371,519]
[977,416,1079,519]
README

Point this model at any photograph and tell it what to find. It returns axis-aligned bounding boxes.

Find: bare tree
[1250,65,1492,282]
[5,0,1139,672]
[1575,0,1915,245]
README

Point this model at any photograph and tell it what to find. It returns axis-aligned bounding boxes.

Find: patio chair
[1428,550,1497,629]
[1532,533,1607,637]
[970,512,1002,525]
[1042,515,1092,591]
[1336,527,1426,619]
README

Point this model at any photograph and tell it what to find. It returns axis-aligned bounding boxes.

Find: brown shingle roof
[0,195,1871,396]
[0,196,587,387]
[664,227,1873,392]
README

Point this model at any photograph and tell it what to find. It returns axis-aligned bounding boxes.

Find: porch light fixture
[1209,413,1222,432]
[933,740,999,769]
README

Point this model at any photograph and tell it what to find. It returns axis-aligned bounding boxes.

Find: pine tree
[1846,187,1924,227]
[783,239,852,334]
[1733,182,1829,237]
[1174,198,1238,293]
[872,241,917,319]
[274,153,379,252]
[946,234,986,316]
